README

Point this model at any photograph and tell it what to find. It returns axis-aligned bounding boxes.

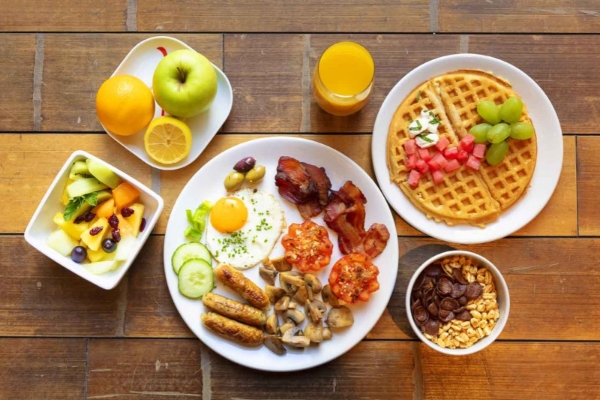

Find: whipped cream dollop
[408,109,440,148]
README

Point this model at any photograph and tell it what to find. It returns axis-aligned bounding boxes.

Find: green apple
[152,49,218,118]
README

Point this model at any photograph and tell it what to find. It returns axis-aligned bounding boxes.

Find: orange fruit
[96,75,155,136]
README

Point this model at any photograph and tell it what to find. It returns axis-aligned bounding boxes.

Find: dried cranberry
[111,229,121,243]
[139,217,147,233]
[73,215,85,224]
[121,207,134,217]
[84,212,96,222]
[89,226,103,236]
[108,214,119,229]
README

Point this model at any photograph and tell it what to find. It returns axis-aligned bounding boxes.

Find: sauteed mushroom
[279,271,303,294]
[274,296,291,312]
[304,274,322,300]
[265,314,278,335]
[266,285,286,304]
[323,327,332,340]
[259,267,278,285]
[305,299,327,323]
[264,335,286,355]
[282,309,305,325]
[322,284,339,307]
[281,327,310,348]
[304,321,324,343]
[271,257,293,272]
[326,306,354,329]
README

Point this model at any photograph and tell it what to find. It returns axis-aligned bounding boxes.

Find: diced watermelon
[444,159,461,173]
[405,154,418,170]
[457,149,469,163]
[430,152,448,169]
[416,159,430,174]
[403,139,417,155]
[459,134,475,152]
[466,155,481,170]
[434,137,450,152]
[444,147,459,160]
[428,160,440,171]
[432,169,445,185]
[408,170,422,188]
[473,143,487,159]
[417,147,432,161]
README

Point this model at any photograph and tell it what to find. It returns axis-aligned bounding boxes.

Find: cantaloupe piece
[80,217,109,251]
[112,182,140,209]
[53,212,89,241]
[94,198,115,219]
[124,203,145,238]
[116,214,134,238]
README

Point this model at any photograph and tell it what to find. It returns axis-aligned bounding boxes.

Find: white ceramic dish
[372,54,563,244]
[406,250,510,355]
[24,150,164,290]
[102,36,233,170]
[163,137,399,371]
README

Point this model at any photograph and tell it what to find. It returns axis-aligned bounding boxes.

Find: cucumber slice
[69,161,90,180]
[172,242,212,275]
[178,259,214,299]
[67,178,108,198]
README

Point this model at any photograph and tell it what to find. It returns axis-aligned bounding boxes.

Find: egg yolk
[210,197,248,233]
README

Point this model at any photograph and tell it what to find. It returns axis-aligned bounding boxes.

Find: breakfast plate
[164,137,399,371]
[102,36,233,170]
[372,54,562,244]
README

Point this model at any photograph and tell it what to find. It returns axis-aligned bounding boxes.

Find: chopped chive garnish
[418,134,434,143]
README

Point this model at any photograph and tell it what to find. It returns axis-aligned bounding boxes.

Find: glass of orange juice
[313,42,375,117]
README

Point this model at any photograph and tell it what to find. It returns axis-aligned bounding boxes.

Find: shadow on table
[388,243,455,338]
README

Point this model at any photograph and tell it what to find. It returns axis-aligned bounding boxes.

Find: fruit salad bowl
[24,150,164,290]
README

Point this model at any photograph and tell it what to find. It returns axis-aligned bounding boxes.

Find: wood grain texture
[0,35,36,132]
[87,339,202,398]
[41,34,223,131]
[439,0,600,33]
[0,0,127,31]
[577,136,600,235]
[0,134,151,234]
[468,35,600,134]
[420,342,600,399]
[208,341,415,399]
[138,0,430,33]
[0,237,125,337]
[369,237,600,341]
[0,338,85,399]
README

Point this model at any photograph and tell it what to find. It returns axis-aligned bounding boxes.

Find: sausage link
[202,292,266,327]
[214,264,270,310]
[201,312,263,346]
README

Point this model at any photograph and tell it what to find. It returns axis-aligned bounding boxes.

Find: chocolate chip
[465,282,484,300]
[453,268,469,285]
[428,302,439,317]
[440,297,459,311]
[423,319,440,336]
[451,282,467,298]
[458,296,468,306]
[437,277,453,296]
[455,310,472,321]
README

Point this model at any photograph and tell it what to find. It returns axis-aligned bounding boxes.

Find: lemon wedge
[144,116,192,164]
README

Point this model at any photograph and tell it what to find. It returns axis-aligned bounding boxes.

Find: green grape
[499,96,523,123]
[469,123,493,144]
[477,101,501,125]
[486,123,511,144]
[510,122,534,140]
[486,141,509,166]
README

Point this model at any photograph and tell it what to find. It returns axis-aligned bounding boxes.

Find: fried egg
[206,189,286,270]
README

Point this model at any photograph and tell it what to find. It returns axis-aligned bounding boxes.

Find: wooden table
[1,1,600,398]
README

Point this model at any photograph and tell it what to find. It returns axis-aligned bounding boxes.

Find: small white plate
[372,54,563,244]
[24,150,164,290]
[164,137,399,371]
[102,36,233,170]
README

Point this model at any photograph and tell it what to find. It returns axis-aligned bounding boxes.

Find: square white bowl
[24,150,164,290]
[406,250,510,355]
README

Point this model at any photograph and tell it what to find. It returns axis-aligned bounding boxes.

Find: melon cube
[46,229,79,257]
[435,137,450,152]
[432,170,445,185]
[408,170,422,188]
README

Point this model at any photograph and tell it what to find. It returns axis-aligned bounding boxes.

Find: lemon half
[144,116,192,164]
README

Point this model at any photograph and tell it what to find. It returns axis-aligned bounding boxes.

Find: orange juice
[313,42,375,116]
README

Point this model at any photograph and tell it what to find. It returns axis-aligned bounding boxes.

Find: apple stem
[177,67,186,83]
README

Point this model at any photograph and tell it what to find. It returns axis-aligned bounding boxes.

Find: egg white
[206,189,286,270]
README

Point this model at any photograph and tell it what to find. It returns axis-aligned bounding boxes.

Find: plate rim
[163,136,399,371]
[103,35,233,171]
[371,53,563,244]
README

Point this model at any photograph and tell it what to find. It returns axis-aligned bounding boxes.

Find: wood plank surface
[137,0,430,33]
[577,136,600,235]
[468,35,600,134]
[0,0,127,32]
[0,338,85,399]
[87,339,202,398]
[208,341,415,399]
[41,34,223,132]
[439,0,600,33]
[0,134,151,234]
[0,35,36,132]
[369,237,600,341]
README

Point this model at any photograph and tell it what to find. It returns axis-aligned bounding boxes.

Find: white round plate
[164,137,399,371]
[103,36,233,171]
[372,54,563,244]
